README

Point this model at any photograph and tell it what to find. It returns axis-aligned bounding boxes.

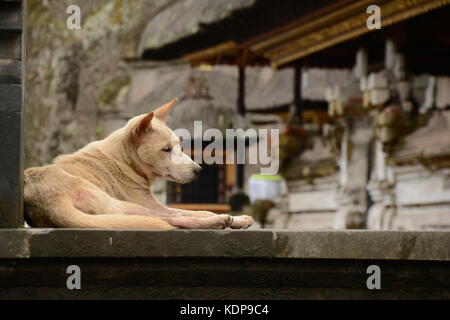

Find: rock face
[24,0,177,167]
[138,0,255,55]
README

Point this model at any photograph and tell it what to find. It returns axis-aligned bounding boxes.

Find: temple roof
[125,64,350,117]
[138,0,337,62]
[165,97,253,140]
[137,0,450,73]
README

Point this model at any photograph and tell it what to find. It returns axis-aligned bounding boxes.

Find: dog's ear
[136,111,154,136]
[154,98,177,121]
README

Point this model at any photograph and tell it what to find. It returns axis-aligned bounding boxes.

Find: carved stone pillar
[333,119,372,229]
[366,140,396,229]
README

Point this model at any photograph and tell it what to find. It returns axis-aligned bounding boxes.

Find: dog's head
[128,98,202,184]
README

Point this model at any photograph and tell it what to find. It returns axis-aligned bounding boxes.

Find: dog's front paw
[201,214,232,229]
[230,215,254,229]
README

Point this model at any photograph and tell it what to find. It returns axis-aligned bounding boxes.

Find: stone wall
[393,165,450,230]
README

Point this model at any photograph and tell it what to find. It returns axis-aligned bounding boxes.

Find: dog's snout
[194,166,203,176]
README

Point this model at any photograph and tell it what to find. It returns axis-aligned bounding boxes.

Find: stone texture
[0,33,21,59]
[0,83,21,111]
[390,165,450,230]
[285,212,336,230]
[0,110,23,228]
[288,189,337,212]
[0,59,21,84]
[393,110,450,157]
[0,229,30,258]
[0,229,448,261]
[0,2,22,31]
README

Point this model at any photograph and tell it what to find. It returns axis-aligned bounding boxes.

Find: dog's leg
[168,208,253,229]
[126,192,253,229]
[43,198,175,229]
[130,193,228,218]
[166,214,233,229]
[150,194,253,228]
[73,189,233,229]
[118,201,234,229]
[170,208,216,218]
[115,199,233,229]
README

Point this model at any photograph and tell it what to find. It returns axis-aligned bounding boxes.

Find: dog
[24,99,254,229]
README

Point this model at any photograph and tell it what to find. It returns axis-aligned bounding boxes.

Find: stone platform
[0,229,448,299]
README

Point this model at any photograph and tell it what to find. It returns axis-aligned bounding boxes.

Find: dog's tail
[29,199,175,229]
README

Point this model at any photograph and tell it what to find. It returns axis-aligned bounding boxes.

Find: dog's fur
[24,99,253,229]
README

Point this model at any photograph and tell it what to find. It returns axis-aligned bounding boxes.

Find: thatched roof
[125,64,351,118]
[165,97,253,140]
[126,65,237,117]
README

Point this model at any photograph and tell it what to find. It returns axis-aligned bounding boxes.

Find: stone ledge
[0,229,449,299]
[0,229,448,261]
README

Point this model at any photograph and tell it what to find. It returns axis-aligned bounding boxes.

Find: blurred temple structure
[94,0,450,231]
[111,0,450,231]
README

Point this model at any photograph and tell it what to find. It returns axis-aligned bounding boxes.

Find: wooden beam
[293,63,302,123]
[247,0,450,68]
[236,53,247,189]
[237,64,246,116]
[183,41,239,66]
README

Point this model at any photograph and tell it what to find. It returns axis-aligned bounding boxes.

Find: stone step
[0,59,21,83]
[0,2,21,31]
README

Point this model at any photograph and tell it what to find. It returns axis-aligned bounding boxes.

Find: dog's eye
[162,147,172,152]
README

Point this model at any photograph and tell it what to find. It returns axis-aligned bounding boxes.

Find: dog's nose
[194,166,203,176]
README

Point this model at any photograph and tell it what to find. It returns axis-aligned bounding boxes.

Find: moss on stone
[97,73,130,106]
[110,0,125,25]
[95,125,105,138]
